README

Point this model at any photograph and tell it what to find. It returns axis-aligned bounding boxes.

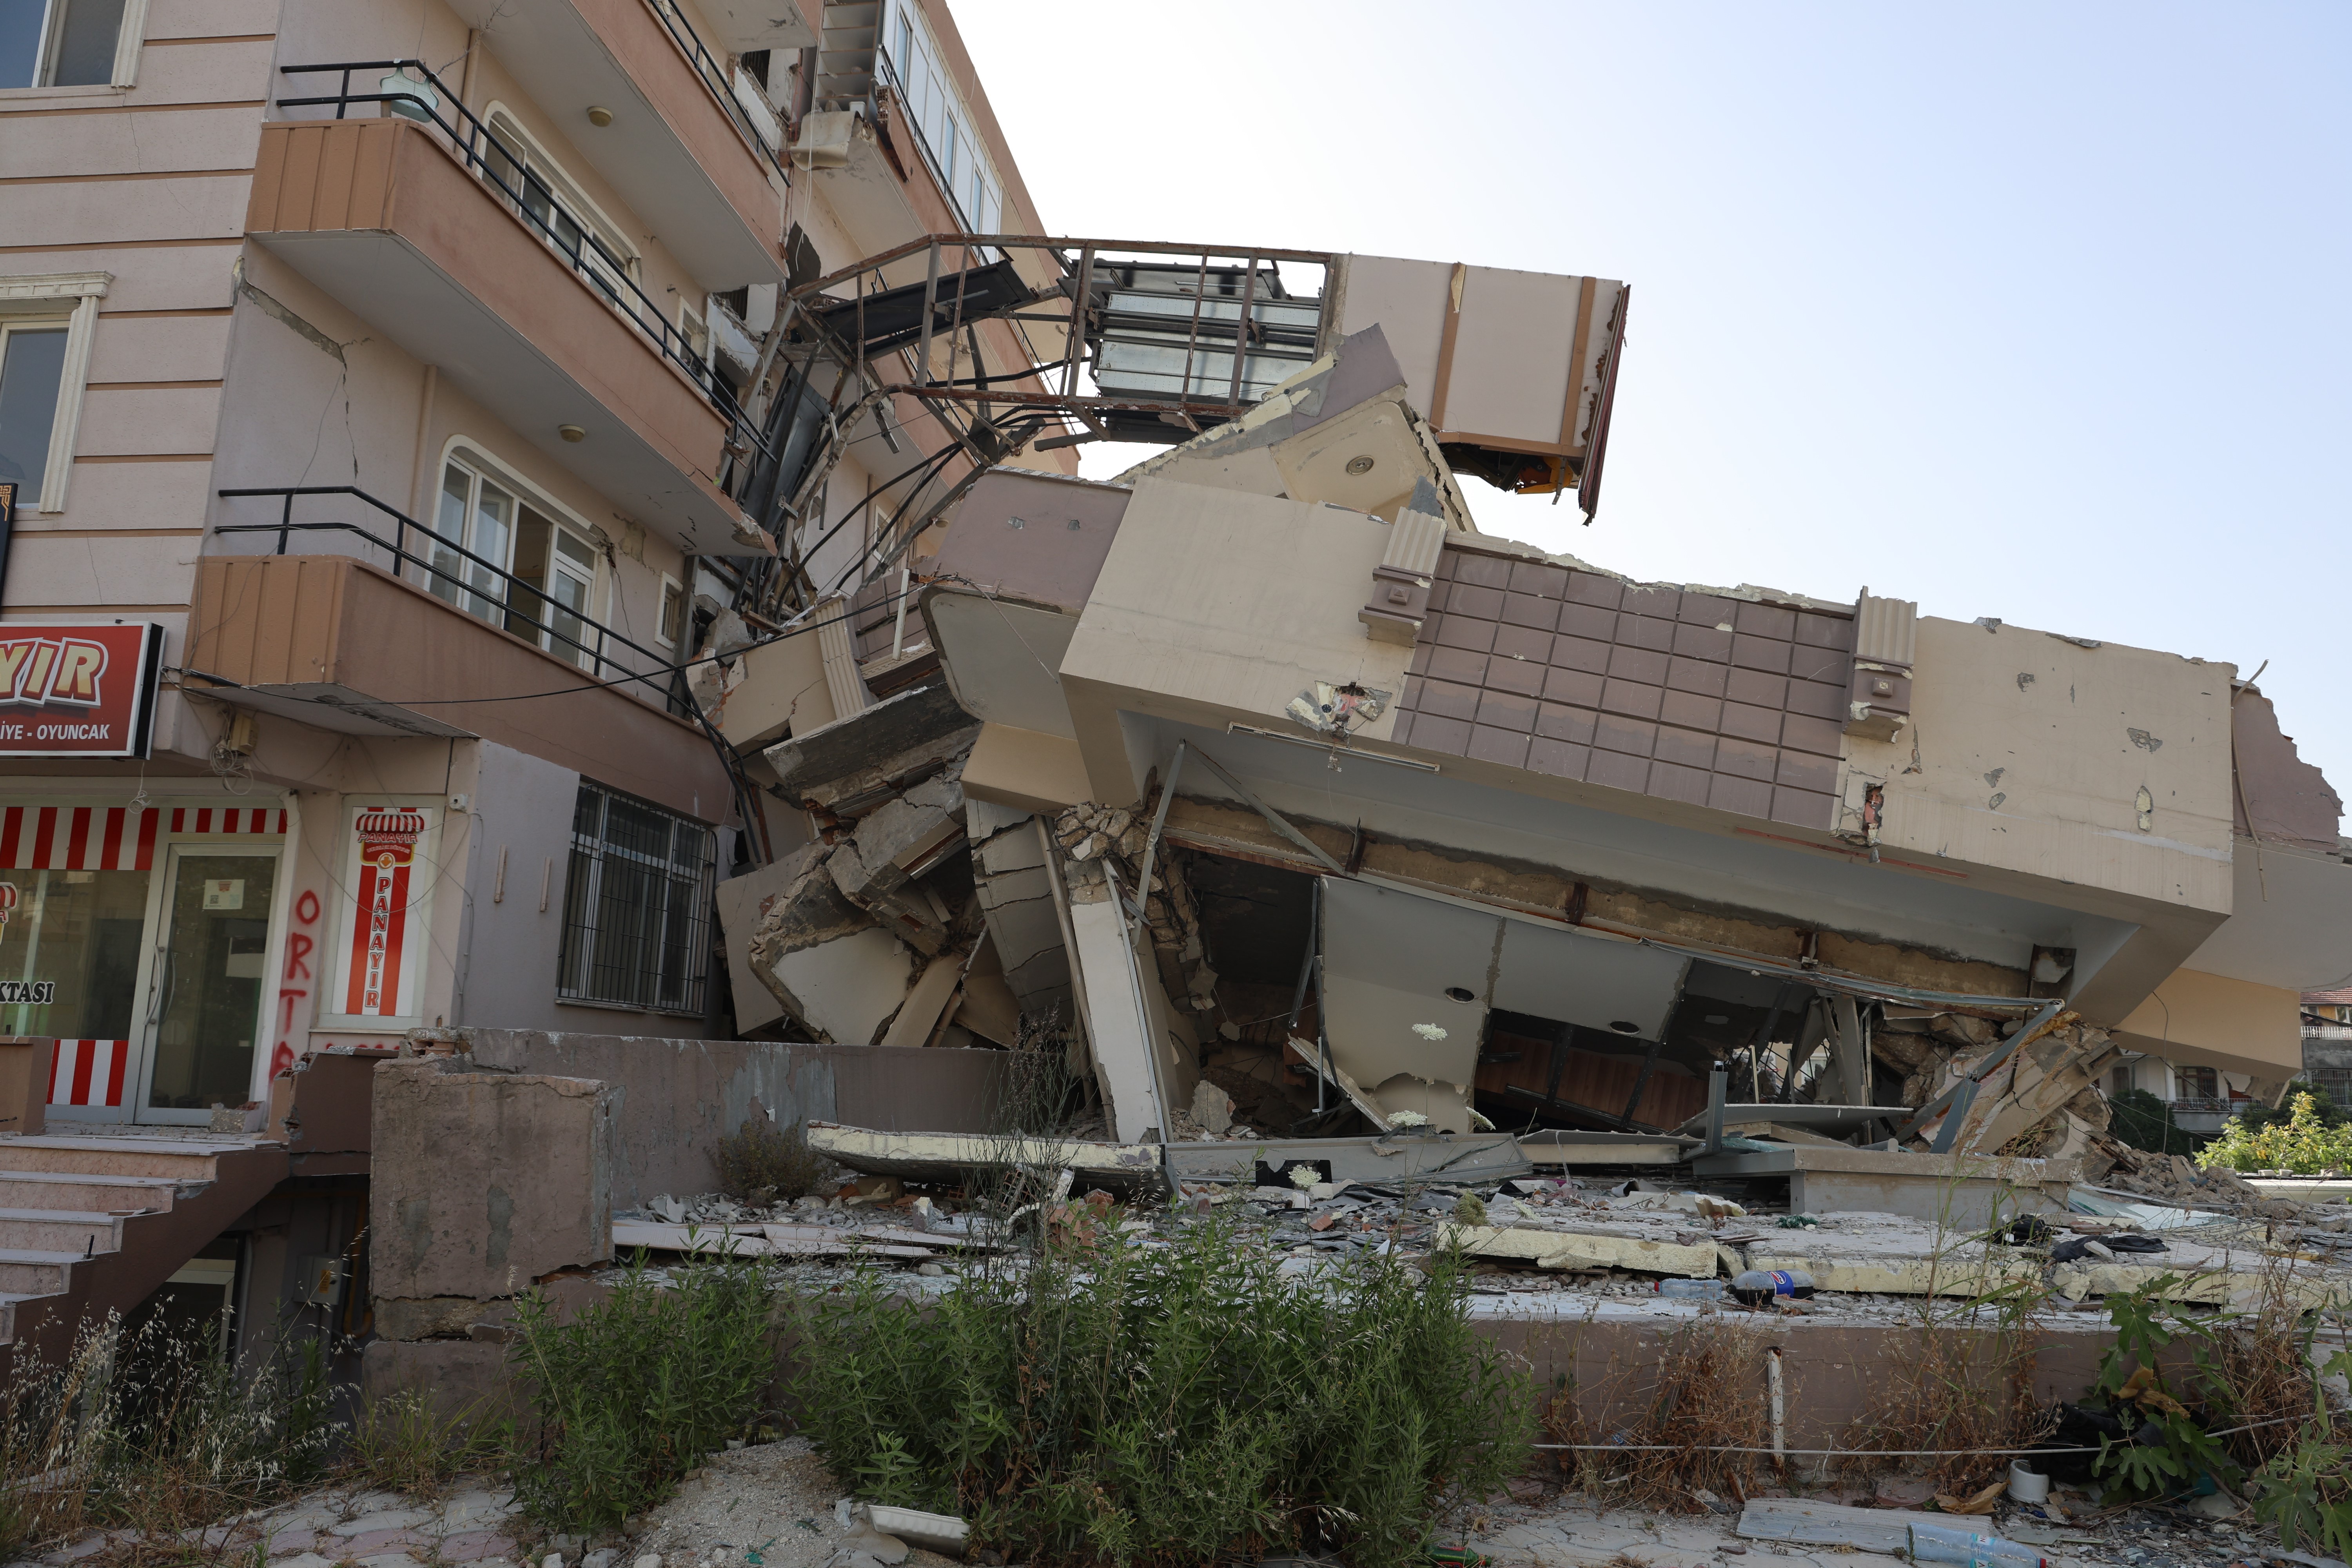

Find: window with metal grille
[557,781,715,1015]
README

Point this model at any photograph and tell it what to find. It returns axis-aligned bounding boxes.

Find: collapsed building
[0,0,2346,1423]
[708,269,2349,1207]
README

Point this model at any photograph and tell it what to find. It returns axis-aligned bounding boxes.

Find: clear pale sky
[952,2,2351,815]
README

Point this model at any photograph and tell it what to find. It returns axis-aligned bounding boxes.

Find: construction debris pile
[653,234,2352,1353]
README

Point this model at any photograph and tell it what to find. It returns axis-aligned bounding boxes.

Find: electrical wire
[1530,1414,2296,1457]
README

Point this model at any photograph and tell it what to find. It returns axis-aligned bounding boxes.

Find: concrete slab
[806,1122,1163,1194]
[1436,1220,1718,1276]
[1519,1129,1695,1167]
[1163,1131,1532,1186]
[1691,1143,2076,1228]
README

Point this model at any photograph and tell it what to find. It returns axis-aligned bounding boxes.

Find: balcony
[185,496,731,821]
[246,115,768,559]
[437,0,787,290]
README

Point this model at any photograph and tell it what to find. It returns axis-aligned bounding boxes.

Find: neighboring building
[0,0,1055,1360]
[2303,985,2352,1106]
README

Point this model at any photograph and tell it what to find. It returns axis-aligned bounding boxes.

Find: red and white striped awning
[0,806,287,871]
[0,808,158,870]
[169,808,287,836]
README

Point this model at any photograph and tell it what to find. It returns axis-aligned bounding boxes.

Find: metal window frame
[555,779,715,1016]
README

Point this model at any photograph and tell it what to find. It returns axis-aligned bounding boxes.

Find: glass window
[483,111,638,303]
[0,867,148,1041]
[657,575,686,648]
[505,504,602,671]
[887,0,1000,237]
[0,322,68,508]
[557,780,713,1015]
[427,457,515,622]
[1,0,124,89]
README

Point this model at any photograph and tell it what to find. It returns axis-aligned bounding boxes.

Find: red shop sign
[0,623,163,759]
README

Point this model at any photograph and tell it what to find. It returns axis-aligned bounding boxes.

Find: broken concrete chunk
[1436,1221,1717,1277]
[764,682,979,813]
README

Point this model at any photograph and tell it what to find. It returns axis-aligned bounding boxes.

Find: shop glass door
[0,865,150,1118]
[139,849,276,1123]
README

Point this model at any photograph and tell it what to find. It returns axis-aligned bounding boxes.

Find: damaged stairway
[0,1132,289,1354]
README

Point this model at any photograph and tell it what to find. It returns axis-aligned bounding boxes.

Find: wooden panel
[274,124,322,232]
[1477,1028,1708,1129]
[244,118,287,232]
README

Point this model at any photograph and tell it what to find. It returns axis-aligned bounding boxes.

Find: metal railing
[212,486,681,690]
[638,0,792,184]
[274,62,773,468]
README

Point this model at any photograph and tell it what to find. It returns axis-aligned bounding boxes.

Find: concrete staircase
[0,1134,290,1354]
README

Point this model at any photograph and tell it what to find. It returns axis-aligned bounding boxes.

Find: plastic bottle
[1729,1269,1815,1305]
[1906,1522,2046,1568]
[1652,1278,1727,1300]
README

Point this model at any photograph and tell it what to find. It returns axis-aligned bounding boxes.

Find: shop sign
[334,806,436,1020]
[0,623,163,759]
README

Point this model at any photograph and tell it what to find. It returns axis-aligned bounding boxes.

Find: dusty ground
[13,1442,2323,1568]
[1465,1483,2306,1568]
[629,1439,958,1568]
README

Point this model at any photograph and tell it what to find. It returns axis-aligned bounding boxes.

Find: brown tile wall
[1393,547,1855,829]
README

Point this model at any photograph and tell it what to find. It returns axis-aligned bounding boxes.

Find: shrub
[2200,1092,2352,1175]
[508,1254,776,1530]
[2227,1081,2346,1134]
[712,1115,829,1204]
[789,1212,1531,1568]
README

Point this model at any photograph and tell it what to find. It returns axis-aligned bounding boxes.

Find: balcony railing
[273,62,773,470]
[212,486,677,692]
[639,0,791,183]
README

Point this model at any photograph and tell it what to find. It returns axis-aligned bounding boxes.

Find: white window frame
[479,104,641,299]
[1,0,147,91]
[0,271,107,514]
[655,572,686,650]
[430,436,611,666]
[883,0,1004,238]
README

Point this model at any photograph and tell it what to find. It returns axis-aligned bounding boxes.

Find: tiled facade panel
[1393,547,1855,828]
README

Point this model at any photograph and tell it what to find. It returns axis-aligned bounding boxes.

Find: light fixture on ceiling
[1444,986,1475,1004]
[1608,1020,1641,1034]
[586,106,614,127]
[558,424,587,443]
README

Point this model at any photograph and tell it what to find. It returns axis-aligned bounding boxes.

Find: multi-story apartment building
[0,0,1055,1350]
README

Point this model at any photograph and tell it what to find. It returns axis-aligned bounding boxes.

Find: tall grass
[507,1254,776,1531]
[1541,1313,1773,1508]
[0,1311,336,1563]
[789,1211,1531,1568]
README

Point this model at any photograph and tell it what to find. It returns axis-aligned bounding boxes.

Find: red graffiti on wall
[269,888,322,1079]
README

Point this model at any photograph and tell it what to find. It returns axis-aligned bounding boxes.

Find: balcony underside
[248,119,769,559]
[188,554,729,821]
[444,0,785,290]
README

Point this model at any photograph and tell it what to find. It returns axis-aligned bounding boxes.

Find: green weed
[344,1386,513,1496]
[2248,1347,2352,1560]
[507,1252,776,1532]
[788,1209,1531,1568]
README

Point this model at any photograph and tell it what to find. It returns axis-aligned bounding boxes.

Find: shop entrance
[136,848,279,1125]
